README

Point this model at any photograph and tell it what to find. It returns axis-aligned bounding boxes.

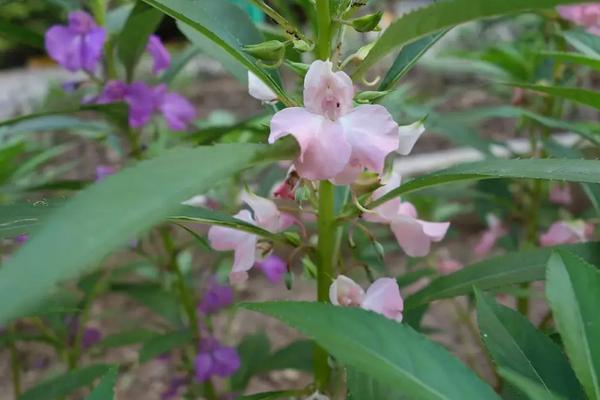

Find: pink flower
[329,275,404,322]
[549,184,573,206]
[363,172,449,257]
[268,60,423,183]
[437,253,463,275]
[539,220,594,246]
[208,191,293,283]
[146,35,171,75]
[474,214,506,257]
[248,71,277,103]
[558,4,600,35]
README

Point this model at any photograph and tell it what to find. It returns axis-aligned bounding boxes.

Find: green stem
[89,0,106,25]
[315,0,332,60]
[248,0,310,42]
[314,181,336,390]
[9,325,21,399]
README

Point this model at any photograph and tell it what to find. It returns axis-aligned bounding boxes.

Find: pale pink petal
[330,162,363,185]
[396,121,425,155]
[229,234,258,284]
[208,210,254,250]
[303,60,354,120]
[549,184,572,206]
[540,220,594,247]
[398,202,418,219]
[337,104,400,175]
[390,217,435,257]
[241,191,281,232]
[419,220,450,242]
[329,275,364,307]
[438,257,463,275]
[248,71,277,102]
[361,278,404,322]
[365,173,402,223]
[269,108,351,180]
[474,230,499,257]
[557,6,584,22]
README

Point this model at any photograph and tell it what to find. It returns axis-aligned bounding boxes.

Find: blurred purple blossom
[255,255,287,284]
[95,165,117,181]
[67,317,102,349]
[14,234,29,244]
[161,376,188,400]
[194,336,240,382]
[45,11,106,72]
[147,35,171,75]
[198,277,234,314]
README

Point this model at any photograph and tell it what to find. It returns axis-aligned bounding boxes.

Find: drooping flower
[363,172,449,257]
[474,214,506,257]
[557,4,600,36]
[146,35,171,75]
[539,220,594,246]
[549,184,573,206]
[198,277,234,314]
[268,60,423,183]
[45,11,106,72]
[208,191,293,283]
[194,336,240,382]
[248,71,278,103]
[329,275,404,322]
[255,254,287,284]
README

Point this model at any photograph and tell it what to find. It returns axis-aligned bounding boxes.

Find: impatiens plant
[2,0,600,399]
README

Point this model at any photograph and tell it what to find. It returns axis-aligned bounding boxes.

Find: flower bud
[292,39,313,52]
[285,61,309,78]
[243,40,286,67]
[355,90,389,104]
[351,11,383,33]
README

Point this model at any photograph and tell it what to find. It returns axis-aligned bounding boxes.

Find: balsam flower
[549,184,573,206]
[268,60,423,183]
[146,35,171,75]
[557,4,600,35]
[255,254,287,284]
[540,220,594,246]
[198,277,234,314]
[194,337,240,382]
[248,71,278,103]
[474,214,506,257]
[329,275,404,322]
[208,192,293,283]
[363,173,449,257]
[45,11,106,72]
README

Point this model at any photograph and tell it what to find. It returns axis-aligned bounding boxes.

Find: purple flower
[147,35,171,75]
[198,278,234,314]
[81,327,102,348]
[194,337,240,382]
[154,85,197,131]
[95,165,117,181]
[256,255,287,284]
[45,11,106,72]
[161,376,188,400]
[14,234,29,244]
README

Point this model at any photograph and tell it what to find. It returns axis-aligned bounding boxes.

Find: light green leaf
[85,367,118,400]
[354,0,584,77]
[19,364,112,400]
[0,202,60,239]
[406,243,600,309]
[117,1,163,81]
[475,289,584,399]
[0,142,294,325]
[563,29,600,57]
[244,302,500,400]
[498,368,567,400]
[538,51,600,71]
[510,83,600,111]
[546,251,600,400]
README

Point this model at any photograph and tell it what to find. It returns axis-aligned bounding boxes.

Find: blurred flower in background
[194,336,240,382]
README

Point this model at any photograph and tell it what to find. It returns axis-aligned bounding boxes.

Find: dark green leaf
[546,251,600,399]
[94,329,159,350]
[347,368,405,400]
[0,202,59,239]
[245,302,499,400]
[138,330,192,363]
[475,289,584,399]
[237,391,301,400]
[510,83,600,111]
[84,367,118,400]
[538,51,600,71]
[261,340,314,373]
[498,368,567,400]
[112,283,182,326]
[0,19,44,48]
[232,333,271,390]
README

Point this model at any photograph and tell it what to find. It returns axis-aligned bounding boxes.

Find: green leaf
[237,391,301,400]
[161,45,202,84]
[375,159,600,207]
[244,301,500,400]
[354,0,584,77]
[0,202,58,239]
[19,364,112,400]
[347,368,404,400]
[138,330,192,363]
[141,0,291,105]
[232,333,271,390]
[260,340,314,372]
[510,83,600,111]
[563,29,600,57]
[112,283,182,326]
[498,368,567,400]
[538,51,600,71]
[117,1,164,81]
[0,19,44,49]
[546,251,600,400]
[406,243,600,309]
[378,30,448,92]
[85,367,118,400]
[0,143,290,325]
[475,289,585,399]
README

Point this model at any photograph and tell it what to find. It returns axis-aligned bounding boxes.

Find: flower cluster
[45,11,196,131]
[198,277,234,314]
[194,336,240,383]
[558,4,600,36]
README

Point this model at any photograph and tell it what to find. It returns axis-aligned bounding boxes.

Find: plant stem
[315,0,331,60]
[9,325,21,399]
[314,180,336,390]
[249,0,310,42]
[89,0,106,25]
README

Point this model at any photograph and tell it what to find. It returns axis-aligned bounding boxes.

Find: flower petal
[303,60,354,119]
[361,278,404,322]
[396,120,425,155]
[269,108,351,180]
[364,172,402,223]
[390,217,434,257]
[146,35,171,75]
[208,210,255,251]
[81,28,106,72]
[248,71,277,102]
[241,191,282,232]
[229,234,258,284]
[158,91,197,131]
[338,104,400,174]
[329,275,365,306]
[45,26,83,72]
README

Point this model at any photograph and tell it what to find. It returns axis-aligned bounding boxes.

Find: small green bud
[286,61,310,78]
[355,90,389,104]
[351,11,383,33]
[285,270,294,290]
[292,39,313,52]
[243,40,286,67]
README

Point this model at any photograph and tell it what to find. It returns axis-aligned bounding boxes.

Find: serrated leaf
[546,251,600,400]
[354,0,584,77]
[244,301,499,400]
[475,289,584,399]
[406,243,600,309]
